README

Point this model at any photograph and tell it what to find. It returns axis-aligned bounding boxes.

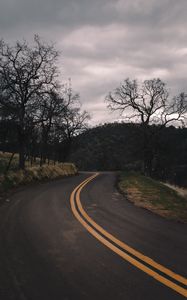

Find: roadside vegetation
[118,171,187,223]
[0,152,77,193]
[106,78,187,178]
[0,36,187,222]
[0,36,89,170]
[70,123,187,187]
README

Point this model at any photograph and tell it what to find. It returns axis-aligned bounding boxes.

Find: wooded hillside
[69,123,187,187]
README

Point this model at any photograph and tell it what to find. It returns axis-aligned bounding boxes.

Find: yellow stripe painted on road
[70,173,187,297]
[76,175,187,286]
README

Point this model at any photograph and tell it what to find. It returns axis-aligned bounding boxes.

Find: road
[0,172,186,299]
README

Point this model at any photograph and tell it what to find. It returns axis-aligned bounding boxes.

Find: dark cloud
[0,0,187,123]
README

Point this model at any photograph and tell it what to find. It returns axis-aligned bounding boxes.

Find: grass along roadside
[0,151,57,174]
[0,160,78,194]
[118,171,187,223]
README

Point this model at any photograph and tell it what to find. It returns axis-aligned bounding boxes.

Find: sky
[0,0,187,124]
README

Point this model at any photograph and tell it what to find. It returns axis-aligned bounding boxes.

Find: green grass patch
[118,171,187,222]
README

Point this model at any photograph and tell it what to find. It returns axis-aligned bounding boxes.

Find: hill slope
[69,123,187,186]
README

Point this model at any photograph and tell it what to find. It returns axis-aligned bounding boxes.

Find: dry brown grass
[0,163,78,191]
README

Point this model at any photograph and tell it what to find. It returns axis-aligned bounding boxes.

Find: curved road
[0,172,186,299]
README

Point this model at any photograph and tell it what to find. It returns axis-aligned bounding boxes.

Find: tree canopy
[106,78,187,126]
[0,36,89,169]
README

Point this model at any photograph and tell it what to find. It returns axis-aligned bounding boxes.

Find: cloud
[0,0,187,123]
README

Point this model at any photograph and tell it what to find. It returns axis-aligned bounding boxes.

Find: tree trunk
[30,156,33,166]
[19,149,25,169]
[5,152,15,174]
[18,137,25,170]
[142,125,154,176]
[40,154,43,167]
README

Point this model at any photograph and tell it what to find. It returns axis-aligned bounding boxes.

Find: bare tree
[52,84,90,162]
[33,79,90,164]
[38,90,63,165]
[61,83,90,141]
[106,78,187,125]
[106,78,187,175]
[0,35,59,169]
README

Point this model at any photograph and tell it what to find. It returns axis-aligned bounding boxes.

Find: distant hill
[69,123,143,170]
[69,122,187,186]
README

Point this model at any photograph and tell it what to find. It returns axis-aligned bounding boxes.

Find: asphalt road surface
[0,172,186,300]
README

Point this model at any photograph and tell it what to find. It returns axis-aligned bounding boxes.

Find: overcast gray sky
[0,0,187,124]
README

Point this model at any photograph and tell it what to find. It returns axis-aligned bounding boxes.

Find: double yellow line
[70,173,187,297]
